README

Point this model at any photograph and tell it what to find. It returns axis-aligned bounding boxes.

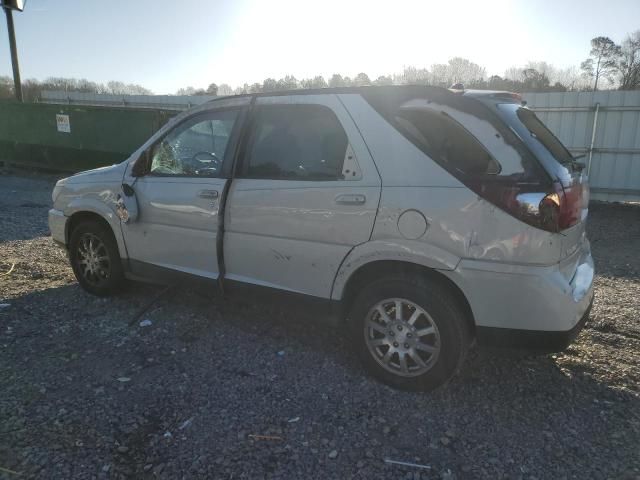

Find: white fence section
[40,90,640,202]
[523,91,640,203]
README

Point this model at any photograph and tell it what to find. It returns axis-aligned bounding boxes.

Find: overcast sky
[1,0,639,94]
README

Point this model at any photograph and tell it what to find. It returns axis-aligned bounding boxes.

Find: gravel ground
[0,172,639,480]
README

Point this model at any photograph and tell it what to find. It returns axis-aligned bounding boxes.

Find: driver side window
[149,109,239,177]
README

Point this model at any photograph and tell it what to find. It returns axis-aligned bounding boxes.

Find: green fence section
[0,101,176,172]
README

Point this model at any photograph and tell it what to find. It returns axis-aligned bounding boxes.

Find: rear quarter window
[362,90,546,184]
[393,101,545,182]
[396,108,501,176]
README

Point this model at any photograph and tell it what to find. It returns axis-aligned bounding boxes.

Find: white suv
[49,86,594,391]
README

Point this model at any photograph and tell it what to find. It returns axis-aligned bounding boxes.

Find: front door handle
[197,189,219,200]
[335,193,366,205]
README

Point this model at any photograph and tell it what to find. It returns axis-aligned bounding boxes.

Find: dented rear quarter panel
[331,93,564,301]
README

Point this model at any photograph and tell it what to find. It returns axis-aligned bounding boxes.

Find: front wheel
[348,275,470,391]
[69,221,125,296]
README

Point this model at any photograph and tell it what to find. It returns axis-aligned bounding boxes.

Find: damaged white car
[49,86,594,391]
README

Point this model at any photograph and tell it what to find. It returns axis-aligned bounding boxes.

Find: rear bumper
[443,242,595,350]
[476,294,593,352]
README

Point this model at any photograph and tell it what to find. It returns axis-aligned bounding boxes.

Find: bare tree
[217,83,233,95]
[398,66,429,85]
[431,58,485,86]
[504,66,525,82]
[0,75,13,98]
[106,81,152,95]
[581,36,621,90]
[553,66,590,91]
[617,30,640,90]
[175,86,197,95]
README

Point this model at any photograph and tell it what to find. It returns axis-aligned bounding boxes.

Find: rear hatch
[494,102,590,264]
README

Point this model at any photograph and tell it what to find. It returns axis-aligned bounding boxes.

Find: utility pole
[2,0,25,102]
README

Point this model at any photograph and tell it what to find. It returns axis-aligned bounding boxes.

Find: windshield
[497,104,574,165]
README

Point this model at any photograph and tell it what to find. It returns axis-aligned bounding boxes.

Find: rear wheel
[69,221,124,296]
[348,275,470,391]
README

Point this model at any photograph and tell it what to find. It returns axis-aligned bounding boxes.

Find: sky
[1,0,639,94]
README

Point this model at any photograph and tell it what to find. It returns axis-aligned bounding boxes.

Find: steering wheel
[191,151,220,176]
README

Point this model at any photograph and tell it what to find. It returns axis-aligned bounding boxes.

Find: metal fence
[40,91,216,110]
[523,91,640,203]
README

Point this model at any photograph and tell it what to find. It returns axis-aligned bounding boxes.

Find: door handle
[335,193,366,205]
[197,190,219,200]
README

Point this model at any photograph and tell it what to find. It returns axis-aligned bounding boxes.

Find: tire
[69,220,125,296]
[348,274,471,391]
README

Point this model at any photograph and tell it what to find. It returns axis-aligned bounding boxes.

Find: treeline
[210,60,582,97]
[173,61,586,97]
[1,31,638,101]
[0,77,151,102]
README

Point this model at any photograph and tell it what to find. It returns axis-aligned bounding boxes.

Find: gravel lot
[1,172,639,480]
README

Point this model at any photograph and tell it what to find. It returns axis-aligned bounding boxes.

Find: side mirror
[131,151,149,177]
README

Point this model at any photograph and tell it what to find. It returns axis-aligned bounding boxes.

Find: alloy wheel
[76,232,111,287]
[364,297,441,377]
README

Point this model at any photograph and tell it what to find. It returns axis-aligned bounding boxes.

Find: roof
[208,85,455,103]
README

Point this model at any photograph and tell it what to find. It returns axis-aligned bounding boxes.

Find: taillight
[466,180,584,233]
[556,181,583,230]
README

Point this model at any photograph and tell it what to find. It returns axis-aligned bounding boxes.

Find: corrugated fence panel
[40,91,216,110]
[523,90,640,202]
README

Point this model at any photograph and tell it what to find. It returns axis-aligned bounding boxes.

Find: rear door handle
[197,189,219,200]
[335,193,366,205]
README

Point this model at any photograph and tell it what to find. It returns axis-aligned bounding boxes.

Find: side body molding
[330,239,460,300]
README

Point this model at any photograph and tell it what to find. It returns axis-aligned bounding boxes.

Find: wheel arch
[66,210,124,259]
[339,260,476,338]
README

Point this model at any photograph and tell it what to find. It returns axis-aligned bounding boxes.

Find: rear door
[224,94,381,298]
[121,104,245,279]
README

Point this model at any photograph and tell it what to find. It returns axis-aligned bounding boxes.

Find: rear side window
[244,104,348,180]
[363,90,546,183]
[513,107,574,165]
[396,109,501,176]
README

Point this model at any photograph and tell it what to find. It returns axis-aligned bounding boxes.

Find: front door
[224,94,382,298]
[121,106,244,279]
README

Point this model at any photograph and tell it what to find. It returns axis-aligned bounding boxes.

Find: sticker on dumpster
[56,114,71,133]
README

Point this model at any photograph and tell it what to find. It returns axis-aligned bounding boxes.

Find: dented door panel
[224,94,382,298]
